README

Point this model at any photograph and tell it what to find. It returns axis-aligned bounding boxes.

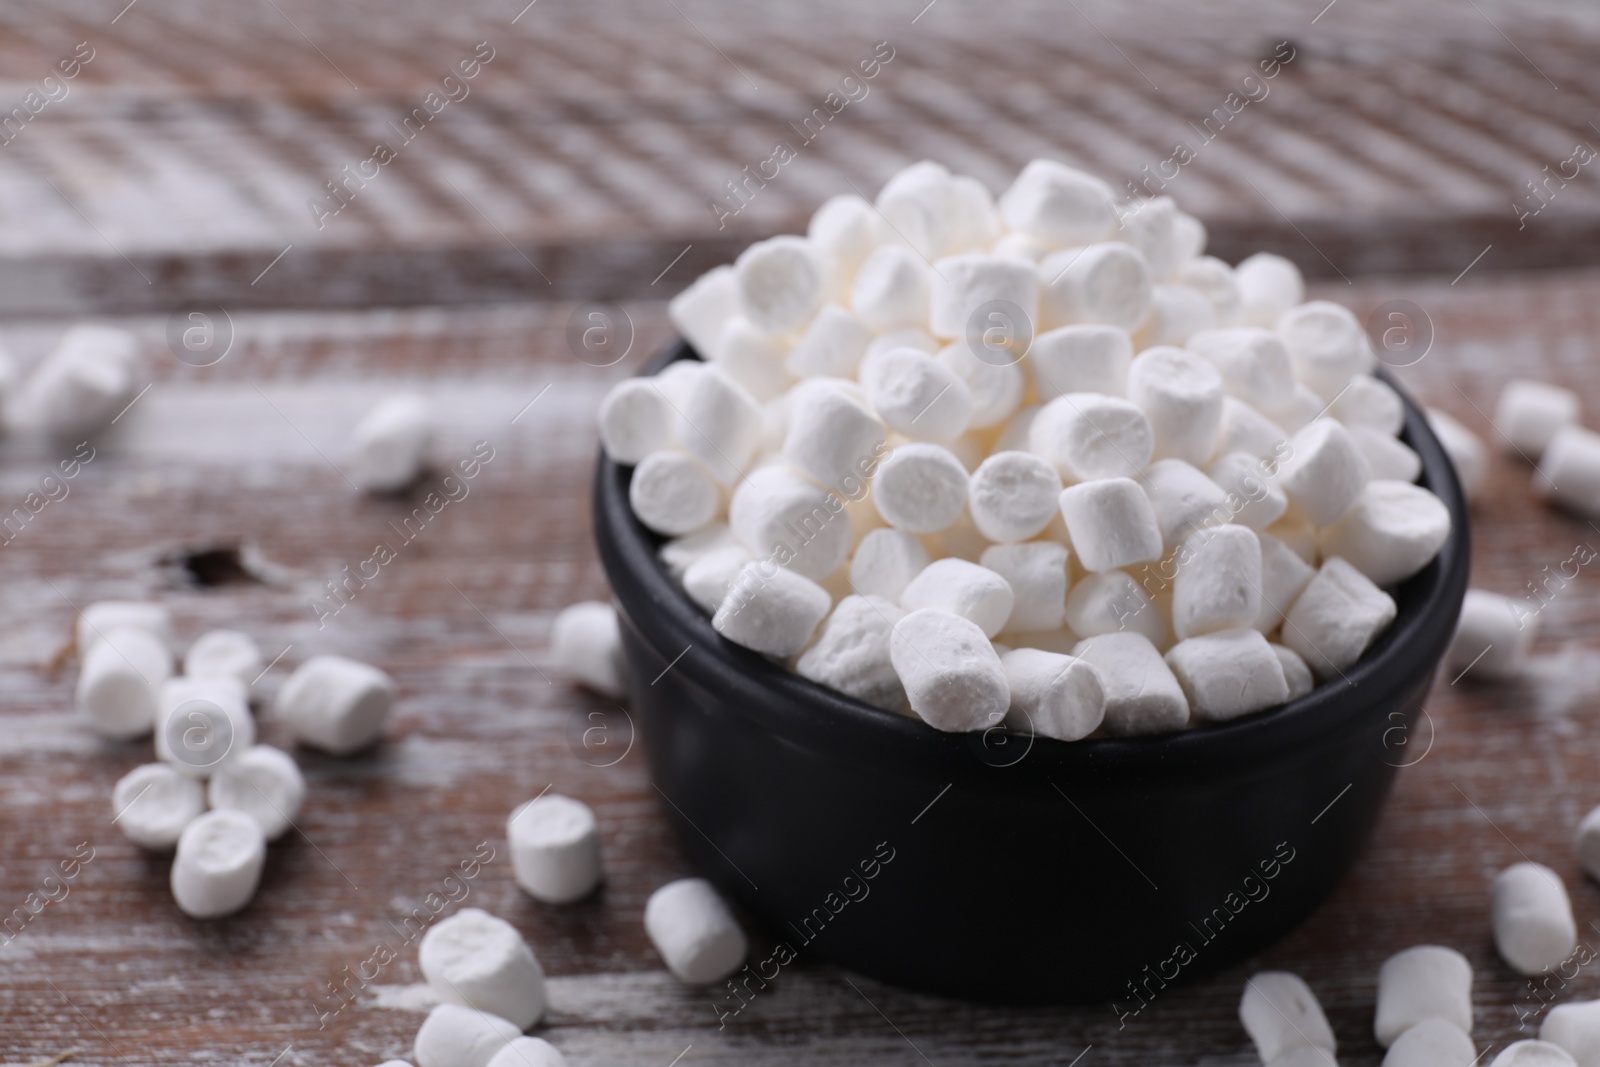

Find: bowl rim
[593,338,1472,780]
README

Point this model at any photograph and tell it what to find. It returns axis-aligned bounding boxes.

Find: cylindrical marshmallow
[712,561,831,657]
[1233,253,1305,327]
[1277,300,1370,401]
[1037,242,1152,332]
[1120,196,1182,280]
[1239,971,1337,1064]
[728,466,852,580]
[929,254,1039,341]
[849,528,930,602]
[1495,379,1579,460]
[485,1038,566,1067]
[1165,627,1288,722]
[350,393,433,493]
[1446,589,1534,679]
[1128,346,1225,465]
[1537,426,1600,518]
[682,543,753,613]
[1058,477,1164,573]
[1383,1019,1477,1067]
[1542,1000,1600,1067]
[549,600,629,699]
[413,1004,522,1067]
[644,877,748,985]
[1064,570,1169,649]
[900,558,1014,637]
[15,324,137,441]
[420,907,547,1029]
[1490,1042,1579,1067]
[999,160,1116,248]
[1492,862,1577,975]
[170,808,267,919]
[156,675,255,777]
[1273,643,1314,699]
[1140,458,1230,548]
[1352,426,1422,483]
[598,377,675,464]
[183,629,264,689]
[112,762,205,849]
[669,265,738,358]
[787,305,872,379]
[1177,255,1239,323]
[860,347,973,442]
[1427,408,1487,503]
[1071,631,1187,735]
[796,594,906,710]
[871,442,969,535]
[1333,375,1405,436]
[936,342,1025,429]
[1029,393,1154,480]
[1374,944,1473,1047]
[77,600,171,655]
[1282,557,1397,678]
[508,793,602,904]
[1027,325,1133,401]
[676,366,764,485]
[77,626,173,739]
[734,235,825,335]
[1208,450,1289,529]
[809,194,883,282]
[1276,419,1371,526]
[1000,647,1105,741]
[274,654,395,756]
[980,541,1067,633]
[889,608,1009,731]
[1136,284,1215,348]
[1214,397,1290,461]
[629,450,721,537]
[207,745,305,841]
[782,381,886,494]
[1317,480,1451,588]
[968,451,1063,543]
[1171,525,1262,640]
[851,245,931,333]
[711,316,791,403]
[1186,328,1296,412]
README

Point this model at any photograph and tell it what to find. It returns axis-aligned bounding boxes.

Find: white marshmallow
[1268,384,1327,435]
[1374,944,1473,1047]
[1490,1042,1578,1067]
[796,594,906,710]
[889,608,1010,731]
[1239,971,1338,1065]
[1352,426,1422,483]
[275,654,396,756]
[1165,627,1288,722]
[658,524,737,580]
[1536,426,1600,517]
[808,194,884,283]
[1172,525,1262,640]
[1495,379,1580,459]
[112,762,205,849]
[1177,255,1240,323]
[787,305,871,379]
[78,600,171,655]
[653,359,708,409]
[1029,393,1154,480]
[184,629,264,689]
[860,347,972,442]
[1382,1020,1476,1067]
[1027,325,1133,400]
[413,1004,522,1067]
[420,907,547,1029]
[644,877,748,985]
[1128,346,1225,464]
[1213,397,1291,461]
[993,404,1040,453]
[1065,571,1169,649]
[156,676,255,777]
[1254,533,1317,634]
[871,442,969,535]
[949,175,1003,253]
[968,451,1062,542]
[1492,862,1577,976]
[1277,301,1371,401]
[1542,1000,1600,1067]
[349,393,432,492]
[1058,477,1164,573]
[1001,647,1105,741]
[876,161,964,260]
[77,626,172,739]
[1267,1047,1340,1067]
[849,528,930,601]
[683,543,753,613]
[1276,419,1371,525]
[1234,253,1305,327]
[207,745,305,841]
[929,254,1039,341]
[485,1039,566,1067]
[1333,375,1405,436]
[981,542,1067,632]
[865,328,938,359]
[1186,328,1296,411]
[669,265,738,357]
[992,231,1048,262]
[782,384,886,493]
[1137,285,1216,348]
[734,235,825,335]
[710,317,791,402]
[713,561,831,656]
[936,342,1025,429]
[1576,806,1600,884]
[1274,643,1314,699]
[1172,211,1208,262]
[1266,508,1319,566]
[1207,450,1289,529]
[900,558,1014,637]
[1318,480,1450,587]
[998,160,1116,248]
[1071,631,1187,734]
[1141,458,1230,548]
[14,324,137,441]
[1282,557,1397,678]
[1426,408,1487,502]
[852,244,932,333]
[676,366,764,486]
[508,794,602,904]
[1037,243,1152,332]
[170,808,266,919]
[629,451,721,537]
[728,466,852,579]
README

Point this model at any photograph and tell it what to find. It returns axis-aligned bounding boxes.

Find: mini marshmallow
[889,608,1010,731]
[413,1004,522,1067]
[993,404,1040,453]
[628,451,721,537]
[1234,253,1305,327]
[876,161,964,260]
[1186,328,1296,411]
[1029,393,1154,480]
[1374,944,1473,1047]
[1576,806,1600,884]
[1318,480,1450,587]
[676,366,764,485]
[871,442,970,535]
[1277,301,1370,401]
[1490,1043,1579,1067]
[683,544,753,613]
[1383,1020,1476,1067]
[1266,508,1319,565]
[1119,197,1182,281]
[1254,533,1316,634]
[1333,375,1405,436]
[1492,862,1577,976]
[1065,571,1170,649]
[1027,325,1133,400]
[508,794,603,904]
[1239,971,1337,1065]
[183,629,264,689]
[659,524,737,580]
[936,342,1025,429]
[734,236,824,335]
[669,265,738,357]
[992,232,1048,262]
[1171,525,1262,640]
[170,808,267,919]
[981,542,1067,632]
[728,466,852,579]
[1274,644,1314,699]
[1282,557,1397,678]
[1496,379,1580,460]
[112,763,205,849]
[998,160,1116,248]
[852,245,932,333]
[1213,397,1291,461]
[486,1039,566,1067]
[275,654,396,756]
[156,676,255,778]
[900,558,1014,637]
[350,393,432,492]
[1037,243,1152,332]
[1427,408,1487,502]
[929,254,1039,341]
[1165,627,1288,722]
[420,907,547,1029]
[1536,426,1600,517]
[796,595,906,710]
[645,877,748,985]
[1542,1000,1600,1067]
[1058,477,1164,573]
[1129,346,1225,464]
[860,347,973,442]
[782,384,886,492]
[78,600,171,655]
[1141,458,1230,548]
[1207,450,1289,529]
[866,328,939,359]
[849,528,930,601]
[1276,419,1371,525]
[712,562,831,657]
[1352,426,1421,483]
[1001,647,1106,741]
[654,359,708,408]
[1177,255,1240,323]
[712,316,791,402]
[207,745,305,841]
[1172,211,1208,261]
[1071,631,1187,734]
[808,194,884,282]
[14,324,136,441]
[787,305,872,379]
[1268,384,1327,435]
[1137,285,1216,348]
[951,174,1004,252]
[77,626,173,739]
[968,451,1063,542]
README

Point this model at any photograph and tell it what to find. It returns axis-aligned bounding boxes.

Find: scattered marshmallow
[1492,862,1577,976]
[78,600,171,655]
[900,558,1014,637]
[350,394,433,493]
[644,878,748,985]
[728,466,852,580]
[413,1004,522,1067]
[1374,944,1473,1047]
[1037,243,1152,332]
[1490,1041,1579,1067]
[275,654,396,756]
[1278,301,1370,402]
[849,528,930,602]
[486,1039,567,1067]
[1233,253,1305,328]
[1171,525,1262,640]
[860,347,973,442]
[1536,426,1600,518]
[1071,631,1187,735]
[1495,379,1579,460]
[1027,324,1133,400]
[183,629,264,689]
[1128,346,1225,465]
[1426,408,1487,503]
[420,907,547,1029]
[1317,480,1451,587]
[207,745,305,841]
[628,451,722,537]
[796,595,906,710]
[1239,971,1337,1065]
[1282,557,1397,679]
[1276,419,1371,526]
[1058,477,1164,573]
[968,451,1063,543]
[155,676,255,777]
[508,794,603,904]
[1165,627,1288,722]
[871,442,970,534]
[1542,1000,1600,1067]
[170,808,267,919]
[981,541,1067,633]
[712,562,831,657]
[77,626,172,739]
[1030,393,1154,481]
[14,324,137,441]
[889,608,1010,731]
[112,763,205,849]
[1001,647,1105,741]
[1383,1019,1477,1067]
[735,236,825,335]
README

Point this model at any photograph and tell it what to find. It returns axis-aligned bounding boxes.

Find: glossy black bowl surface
[594,339,1470,1004]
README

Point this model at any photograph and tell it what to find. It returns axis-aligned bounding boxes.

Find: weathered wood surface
[0,267,1598,1065]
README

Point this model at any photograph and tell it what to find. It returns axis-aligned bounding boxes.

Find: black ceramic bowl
[594,339,1470,1004]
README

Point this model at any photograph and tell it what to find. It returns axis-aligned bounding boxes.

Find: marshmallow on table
[183,629,264,689]
[1166,627,1288,722]
[808,194,883,283]
[1072,631,1187,734]
[889,608,1010,731]
[112,763,205,849]
[712,562,831,657]
[1029,393,1155,480]
[929,254,1039,341]
[1542,1000,1600,1067]
[1058,477,1164,573]
[1136,285,1216,348]
[645,877,748,985]
[734,235,825,335]
[598,377,675,464]
[1537,426,1600,517]
[1492,862,1577,975]
[1234,253,1305,328]
[486,1039,566,1067]
[78,600,171,654]
[1254,527,1317,633]
[993,404,1040,453]
[420,907,547,1029]
[981,542,1067,633]
[1141,459,1230,548]
[998,159,1116,248]
[508,794,603,904]
[710,317,791,402]
[870,442,970,534]
[14,324,137,441]
[1490,1042,1579,1067]
[1027,324,1133,400]
[1383,1020,1477,1067]
[1207,450,1289,529]
[1495,380,1580,460]
[1276,419,1372,526]
[1065,571,1170,650]
[1318,480,1451,588]
[349,394,433,493]
[1374,944,1473,1047]
[936,342,1025,429]
[796,595,906,710]
[1214,396,1291,461]
[1001,648,1106,741]
[1240,971,1337,1065]
[628,451,722,537]
[900,558,1014,637]
[1128,346,1225,464]
[1427,408,1487,503]
[275,654,396,756]
[1171,525,1262,640]
[1177,255,1240,323]
[787,305,872,379]
[413,1004,522,1067]
[207,745,304,841]
[1277,301,1370,401]
[968,451,1063,543]
[1274,644,1314,699]
[1333,375,1405,436]
[728,466,852,579]
[1037,242,1153,332]
[1282,557,1397,678]
[676,366,764,485]
[683,544,753,613]
[669,265,738,357]
[170,808,267,919]
[77,626,173,739]
[852,244,932,333]
[1351,426,1422,483]
[1576,806,1600,884]
[849,528,930,601]
[1186,328,1297,412]
[860,347,973,442]
[156,676,255,777]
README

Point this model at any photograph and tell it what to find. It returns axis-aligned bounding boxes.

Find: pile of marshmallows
[596,158,1453,737]
[82,600,396,918]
